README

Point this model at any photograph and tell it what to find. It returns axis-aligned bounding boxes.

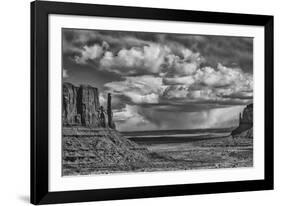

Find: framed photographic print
[31,0,274,204]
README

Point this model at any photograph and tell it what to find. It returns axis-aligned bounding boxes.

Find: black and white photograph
[27,1,274,204]
[62,28,254,176]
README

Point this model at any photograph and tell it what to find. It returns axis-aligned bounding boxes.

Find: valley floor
[140,136,253,172]
[62,128,253,176]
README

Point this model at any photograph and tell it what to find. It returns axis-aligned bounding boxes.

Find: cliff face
[77,85,100,127]
[231,103,253,138]
[62,82,115,128]
[63,83,78,125]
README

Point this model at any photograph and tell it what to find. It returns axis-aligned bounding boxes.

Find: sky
[62,28,253,131]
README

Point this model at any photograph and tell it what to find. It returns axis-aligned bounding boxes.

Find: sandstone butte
[231,103,253,138]
[62,82,150,175]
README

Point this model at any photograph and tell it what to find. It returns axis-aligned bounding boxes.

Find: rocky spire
[99,106,106,128]
[239,112,242,125]
[107,93,113,128]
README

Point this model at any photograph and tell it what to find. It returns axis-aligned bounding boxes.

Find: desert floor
[137,135,253,172]
[63,132,253,176]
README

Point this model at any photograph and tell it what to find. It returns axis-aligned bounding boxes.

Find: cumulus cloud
[62,68,69,78]
[196,64,252,88]
[100,43,170,75]
[98,43,204,77]
[66,30,205,77]
[103,63,252,106]
[105,75,167,104]
[162,63,253,104]
[74,41,109,64]
[164,48,202,76]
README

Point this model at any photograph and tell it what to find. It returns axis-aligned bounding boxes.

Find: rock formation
[62,83,79,125]
[77,85,100,127]
[231,103,253,138]
[62,127,150,175]
[107,93,115,129]
[62,83,150,175]
[62,82,115,128]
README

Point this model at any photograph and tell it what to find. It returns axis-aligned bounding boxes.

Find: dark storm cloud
[165,35,253,73]
[63,28,253,73]
[62,52,123,90]
[63,29,151,55]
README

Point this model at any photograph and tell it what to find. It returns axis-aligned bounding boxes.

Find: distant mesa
[231,103,253,138]
[62,82,115,129]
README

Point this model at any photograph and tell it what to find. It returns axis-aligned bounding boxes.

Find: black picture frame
[31,0,274,204]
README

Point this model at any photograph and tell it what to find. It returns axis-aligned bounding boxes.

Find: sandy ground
[141,136,253,171]
[63,132,253,176]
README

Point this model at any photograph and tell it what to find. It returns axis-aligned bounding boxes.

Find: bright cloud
[74,41,109,64]
[162,63,253,103]
[72,37,204,77]
[100,43,169,75]
[62,68,69,78]
[105,75,167,104]
[104,63,252,105]
[113,104,157,131]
